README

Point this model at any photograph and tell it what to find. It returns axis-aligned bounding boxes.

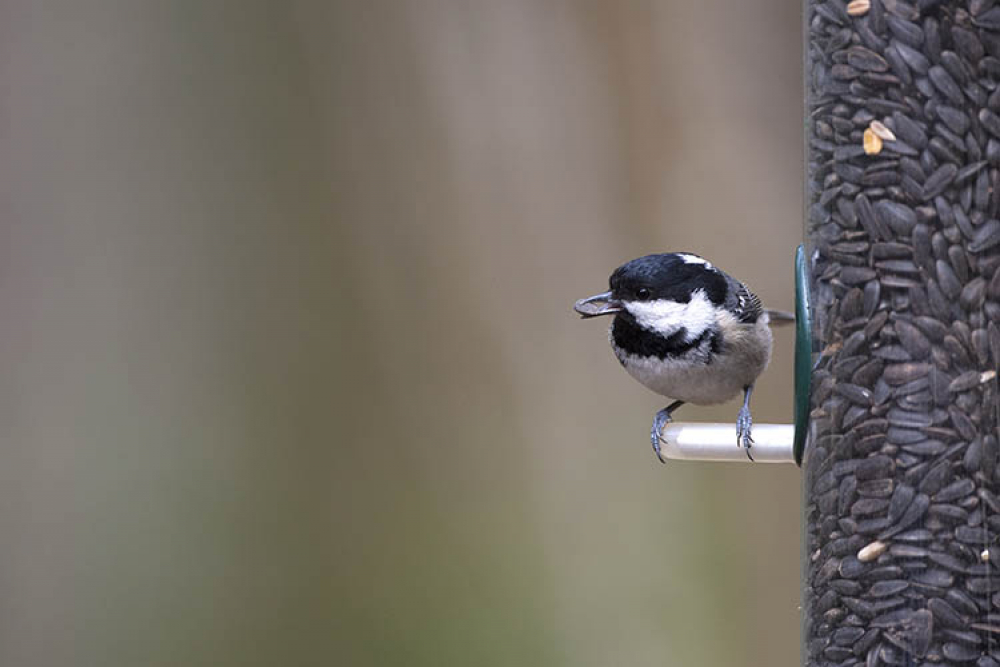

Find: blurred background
[0,1,802,665]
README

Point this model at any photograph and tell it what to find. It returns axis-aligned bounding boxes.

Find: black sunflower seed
[940,51,970,86]
[894,319,931,358]
[937,259,963,298]
[921,162,959,199]
[934,478,975,503]
[942,642,981,662]
[938,105,971,135]
[893,111,930,148]
[848,45,891,72]
[929,65,965,104]
[969,218,1000,252]
[887,15,924,48]
[974,6,1000,29]
[893,39,930,74]
[981,108,1000,138]
[870,580,909,597]
[948,245,970,283]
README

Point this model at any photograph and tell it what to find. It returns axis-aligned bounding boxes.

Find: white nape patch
[624,289,716,338]
[679,254,712,269]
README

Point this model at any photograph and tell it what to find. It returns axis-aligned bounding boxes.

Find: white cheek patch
[625,289,717,339]
[679,254,712,269]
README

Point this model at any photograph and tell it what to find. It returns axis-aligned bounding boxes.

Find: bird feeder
[802,1,1000,665]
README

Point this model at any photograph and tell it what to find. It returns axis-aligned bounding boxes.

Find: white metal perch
[659,423,795,463]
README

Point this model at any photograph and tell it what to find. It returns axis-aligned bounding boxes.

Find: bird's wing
[733,282,764,324]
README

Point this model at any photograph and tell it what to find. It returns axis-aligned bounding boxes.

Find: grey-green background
[0,1,803,665]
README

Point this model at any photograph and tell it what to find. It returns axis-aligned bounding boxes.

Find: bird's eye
[636,288,651,301]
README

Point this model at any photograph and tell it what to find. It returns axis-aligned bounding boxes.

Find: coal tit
[574,253,790,463]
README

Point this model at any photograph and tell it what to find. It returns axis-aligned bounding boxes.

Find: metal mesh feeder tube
[804,1,1000,665]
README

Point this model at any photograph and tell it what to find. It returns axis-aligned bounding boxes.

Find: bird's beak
[574,291,623,318]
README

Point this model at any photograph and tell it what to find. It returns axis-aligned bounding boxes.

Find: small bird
[574,252,791,463]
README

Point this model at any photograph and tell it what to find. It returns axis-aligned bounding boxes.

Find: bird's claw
[736,405,754,462]
[651,409,672,464]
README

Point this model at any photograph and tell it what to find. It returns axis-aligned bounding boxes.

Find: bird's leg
[737,384,755,462]
[651,400,685,464]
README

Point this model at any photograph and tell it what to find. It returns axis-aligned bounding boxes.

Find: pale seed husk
[864,127,884,154]
[847,0,870,16]
[869,119,896,141]
[858,540,888,562]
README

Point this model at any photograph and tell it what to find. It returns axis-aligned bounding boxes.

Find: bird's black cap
[609,253,728,305]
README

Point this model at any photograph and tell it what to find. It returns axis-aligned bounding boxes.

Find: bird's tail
[765,309,795,327]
